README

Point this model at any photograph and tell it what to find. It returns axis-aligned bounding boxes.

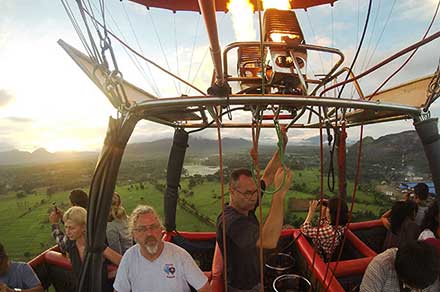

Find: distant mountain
[301,134,356,145]
[346,130,428,180]
[0,137,253,166]
[0,148,98,166]
[0,131,430,170]
[122,137,252,160]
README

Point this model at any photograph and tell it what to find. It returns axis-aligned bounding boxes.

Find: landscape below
[0,131,429,261]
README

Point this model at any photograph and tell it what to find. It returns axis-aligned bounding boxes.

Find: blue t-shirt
[0,261,41,289]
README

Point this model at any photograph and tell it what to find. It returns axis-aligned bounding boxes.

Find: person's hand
[49,210,63,224]
[280,125,288,149]
[308,200,319,213]
[274,167,292,193]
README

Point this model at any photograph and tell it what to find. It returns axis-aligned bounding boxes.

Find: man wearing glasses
[216,128,293,292]
[114,205,211,292]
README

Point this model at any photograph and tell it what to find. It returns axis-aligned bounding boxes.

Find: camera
[317,199,328,207]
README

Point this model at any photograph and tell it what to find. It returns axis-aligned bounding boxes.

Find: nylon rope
[81,7,207,96]
[75,0,103,63]
[323,125,345,290]
[358,0,381,73]
[250,109,264,292]
[319,30,440,98]
[86,0,110,64]
[120,1,161,96]
[364,0,397,70]
[60,0,95,61]
[257,1,265,95]
[309,106,326,291]
[426,58,440,110]
[306,13,325,74]
[147,9,180,94]
[186,13,227,96]
[83,0,103,63]
[337,0,373,99]
[213,106,228,292]
[185,16,201,95]
[187,107,245,134]
[92,0,161,96]
[173,14,182,95]
[331,7,334,67]
[325,123,364,291]
[368,0,440,101]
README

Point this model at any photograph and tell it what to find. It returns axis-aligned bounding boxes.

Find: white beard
[144,241,159,255]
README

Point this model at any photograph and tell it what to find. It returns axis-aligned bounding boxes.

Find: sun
[43,138,87,153]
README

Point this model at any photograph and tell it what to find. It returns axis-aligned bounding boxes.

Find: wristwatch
[14,289,22,292]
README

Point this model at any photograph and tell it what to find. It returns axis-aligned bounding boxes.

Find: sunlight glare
[44,138,84,153]
[227,0,256,40]
[262,0,291,10]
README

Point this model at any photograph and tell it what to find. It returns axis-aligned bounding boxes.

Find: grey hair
[128,205,163,233]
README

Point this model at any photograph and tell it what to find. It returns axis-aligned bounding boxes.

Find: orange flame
[227,0,256,40]
[262,0,291,10]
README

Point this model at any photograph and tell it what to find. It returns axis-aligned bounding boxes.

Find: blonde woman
[107,192,133,255]
[50,206,121,292]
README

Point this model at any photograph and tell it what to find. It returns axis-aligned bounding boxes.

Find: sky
[0,0,439,153]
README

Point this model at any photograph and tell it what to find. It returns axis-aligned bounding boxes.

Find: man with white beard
[113,205,211,292]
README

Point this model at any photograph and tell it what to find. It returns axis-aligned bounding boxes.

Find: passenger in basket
[413,183,430,226]
[418,201,440,240]
[113,205,211,292]
[50,206,121,292]
[300,197,348,261]
[0,242,43,292]
[46,189,89,292]
[216,126,292,292]
[382,200,420,249]
[107,192,133,255]
[360,241,440,292]
[48,189,88,227]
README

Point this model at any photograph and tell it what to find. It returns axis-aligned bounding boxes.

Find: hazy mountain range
[0,131,425,166]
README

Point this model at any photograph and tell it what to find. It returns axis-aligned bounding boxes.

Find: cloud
[0,89,15,107]
[0,142,14,152]
[395,1,439,22]
[2,116,33,123]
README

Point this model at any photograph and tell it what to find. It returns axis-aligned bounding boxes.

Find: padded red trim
[345,229,377,257]
[163,231,216,241]
[294,230,345,292]
[163,231,173,242]
[44,251,72,270]
[28,246,59,269]
[280,228,295,237]
[204,271,212,282]
[328,256,374,278]
[211,242,224,292]
[174,231,216,240]
[34,250,118,276]
[348,219,383,231]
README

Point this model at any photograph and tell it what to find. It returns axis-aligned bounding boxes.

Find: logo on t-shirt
[164,263,176,278]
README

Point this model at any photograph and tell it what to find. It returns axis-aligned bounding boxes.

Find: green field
[0,168,391,262]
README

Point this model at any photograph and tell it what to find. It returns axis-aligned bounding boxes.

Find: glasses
[133,224,161,233]
[233,187,258,197]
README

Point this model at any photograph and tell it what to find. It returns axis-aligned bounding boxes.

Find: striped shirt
[360,248,440,292]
